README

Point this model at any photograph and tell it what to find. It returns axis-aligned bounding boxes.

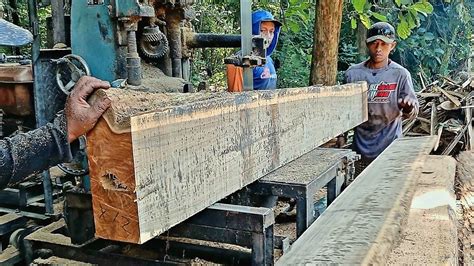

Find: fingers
[72,76,111,100]
[398,96,414,108]
[88,95,112,122]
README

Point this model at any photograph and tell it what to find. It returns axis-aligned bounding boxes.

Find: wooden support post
[86,83,368,243]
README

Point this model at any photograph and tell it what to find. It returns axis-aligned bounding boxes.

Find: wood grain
[87,118,139,243]
[87,83,368,243]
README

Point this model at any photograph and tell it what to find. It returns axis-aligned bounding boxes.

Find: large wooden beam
[276,136,436,265]
[86,83,368,244]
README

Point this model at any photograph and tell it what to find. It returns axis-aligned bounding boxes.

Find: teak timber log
[86,82,368,244]
[277,136,436,265]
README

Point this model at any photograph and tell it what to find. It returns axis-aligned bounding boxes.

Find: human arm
[0,76,110,189]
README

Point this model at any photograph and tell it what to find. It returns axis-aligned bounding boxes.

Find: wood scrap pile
[403,72,473,155]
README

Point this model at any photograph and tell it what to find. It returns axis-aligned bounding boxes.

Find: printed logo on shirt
[260,67,277,79]
[368,82,397,103]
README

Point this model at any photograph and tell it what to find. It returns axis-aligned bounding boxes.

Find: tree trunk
[309,0,344,86]
[356,20,368,62]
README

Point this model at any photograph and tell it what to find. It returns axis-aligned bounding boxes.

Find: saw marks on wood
[87,82,368,243]
[276,136,436,265]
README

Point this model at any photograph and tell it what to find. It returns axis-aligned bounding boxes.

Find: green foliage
[0,0,51,54]
[395,0,472,80]
[350,0,436,39]
[273,1,314,88]
[343,0,472,88]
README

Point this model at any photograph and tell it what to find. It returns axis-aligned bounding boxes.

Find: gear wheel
[139,26,169,60]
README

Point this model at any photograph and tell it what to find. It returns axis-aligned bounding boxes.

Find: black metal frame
[248,148,359,237]
[24,203,275,265]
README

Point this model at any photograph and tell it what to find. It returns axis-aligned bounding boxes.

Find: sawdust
[138,62,188,93]
[456,151,474,265]
[89,83,363,134]
[32,256,92,265]
[159,236,250,253]
[89,88,230,134]
[387,156,458,265]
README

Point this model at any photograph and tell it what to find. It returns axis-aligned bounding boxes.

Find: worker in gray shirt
[345,22,419,173]
[0,19,111,189]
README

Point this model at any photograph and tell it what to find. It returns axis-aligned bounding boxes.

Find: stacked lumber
[403,72,473,155]
[86,83,368,244]
[456,151,474,265]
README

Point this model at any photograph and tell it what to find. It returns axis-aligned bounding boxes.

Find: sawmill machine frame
[0,0,265,245]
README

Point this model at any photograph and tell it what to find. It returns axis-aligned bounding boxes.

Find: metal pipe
[51,0,65,45]
[182,58,190,81]
[28,0,40,72]
[42,171,54,214]
[29,0,54,215]
[126,30,142,86]
[166,10,183,78]
[186,33,241,48]
[240,0,253,91]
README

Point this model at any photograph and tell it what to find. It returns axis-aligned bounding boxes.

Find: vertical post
[296,190,314,237]
[28,0,40,69]
[240,0,253,91]
[42,171,54,214]
[8,0,21,55]
[51,0,66,45]
[251,226,274,266]
[126,29,142,86]
[29,0,54,215]
[167,10,183,78]
[327,177,337,206]
[182,58,190,81]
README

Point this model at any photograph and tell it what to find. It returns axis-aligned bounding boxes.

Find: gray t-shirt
[345,60,419,160]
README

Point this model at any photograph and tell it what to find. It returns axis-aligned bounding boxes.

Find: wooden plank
[439,87,461,107]
[276,136,436,265]
[387,156,458,265]
[86,82,368,244]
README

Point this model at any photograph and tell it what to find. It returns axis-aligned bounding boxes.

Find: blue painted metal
[71,0,126,82]
[71,0,154,82]
[114,0,155,17]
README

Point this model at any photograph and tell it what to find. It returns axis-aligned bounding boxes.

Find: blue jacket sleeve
[0,113,73,189]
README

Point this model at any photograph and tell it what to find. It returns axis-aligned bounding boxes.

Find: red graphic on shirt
[368,82,397,103]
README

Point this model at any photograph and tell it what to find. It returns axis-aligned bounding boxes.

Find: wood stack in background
[403,72,473,155]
